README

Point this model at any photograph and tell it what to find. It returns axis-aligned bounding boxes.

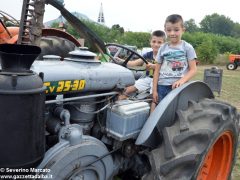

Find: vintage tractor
[0,0,239,180]
[227,54,240,70]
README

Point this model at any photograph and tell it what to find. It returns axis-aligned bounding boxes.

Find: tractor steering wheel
[106,43,148,69]
[0,10,19,26]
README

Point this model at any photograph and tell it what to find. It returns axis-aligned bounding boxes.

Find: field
[193,65,240,179]
[193,65,240,110]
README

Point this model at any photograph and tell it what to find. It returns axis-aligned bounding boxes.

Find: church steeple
[97,3,105,24]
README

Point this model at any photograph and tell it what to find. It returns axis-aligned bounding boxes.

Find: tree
[231,23,240,38]
[120,32,150,48]
[111,24,124,34]
[196,39,218,64]
[48,14,240,57]
[184,19,199,33]
[200,13,234,36]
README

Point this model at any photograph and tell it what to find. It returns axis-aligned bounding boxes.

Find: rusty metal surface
[42,28,81,46]
[18,0,46,45]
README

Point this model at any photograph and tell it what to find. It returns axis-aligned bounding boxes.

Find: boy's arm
[172,60,197,89]
[114,57,144,67]
[152,63,161,103]
[146,63,156,70]
[127,58,144,67]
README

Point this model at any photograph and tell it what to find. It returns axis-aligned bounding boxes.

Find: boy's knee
[118,86,137,100]
[125,86,137,94]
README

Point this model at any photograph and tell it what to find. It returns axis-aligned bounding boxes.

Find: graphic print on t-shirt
[160,50,188,78]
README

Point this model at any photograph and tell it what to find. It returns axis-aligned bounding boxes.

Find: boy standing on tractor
[118,30,166,100]
[152,14,197,107]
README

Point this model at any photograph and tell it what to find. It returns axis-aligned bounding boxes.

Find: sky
[1,0,239,32]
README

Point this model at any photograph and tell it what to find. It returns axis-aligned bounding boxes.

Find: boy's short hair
[151,30,166,39]
[165,14,184,27]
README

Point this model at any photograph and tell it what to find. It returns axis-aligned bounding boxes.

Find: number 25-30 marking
[44,80,86,94]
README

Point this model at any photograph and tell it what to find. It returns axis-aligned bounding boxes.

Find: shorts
[157,85,172,101]
[134,76,153,93]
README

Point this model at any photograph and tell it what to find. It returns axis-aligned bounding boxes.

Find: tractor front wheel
[144,98,239,180]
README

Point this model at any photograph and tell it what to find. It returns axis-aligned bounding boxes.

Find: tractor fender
[135,81,214,147]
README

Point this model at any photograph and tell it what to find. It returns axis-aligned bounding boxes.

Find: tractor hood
[31,48,135,95]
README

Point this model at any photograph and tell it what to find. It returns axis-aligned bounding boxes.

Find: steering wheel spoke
[106,43,148,67]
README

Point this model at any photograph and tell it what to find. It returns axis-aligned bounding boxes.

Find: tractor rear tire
[146,98,239,180]
[37,36,77,60]
[226,62,237,70]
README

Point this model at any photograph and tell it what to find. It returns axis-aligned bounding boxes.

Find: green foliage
[200,13,235,36]
[50,21,59,28]
[183,32,219,64]
[183,32,209,48]
[213,54,229,65]
[231,23,240,38]
[119,32,150,48]
[183,32,240,55]
[211,35,240,53]
[50,18,151,49]
[184,19,200,33]
[199,13,240,38]
[49,14,240,64]
[75,19,114,43]
[196,39,218,64]
[111,24,124,34]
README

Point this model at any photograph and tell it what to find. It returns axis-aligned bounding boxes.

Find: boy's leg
[150,102,156,113]
[148,78,156,112]
[135,77,151,93]
[118,77,151,100]
[118,85,138,100]
[157,85,172,100]
[150,85,172,112]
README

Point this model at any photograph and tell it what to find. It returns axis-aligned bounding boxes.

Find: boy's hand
[114,57,125,65]
[172,79,185,89]
[146,63,155,70]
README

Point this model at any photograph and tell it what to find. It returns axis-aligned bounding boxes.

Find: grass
[193,65,240,110]
[193,65,240,179]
